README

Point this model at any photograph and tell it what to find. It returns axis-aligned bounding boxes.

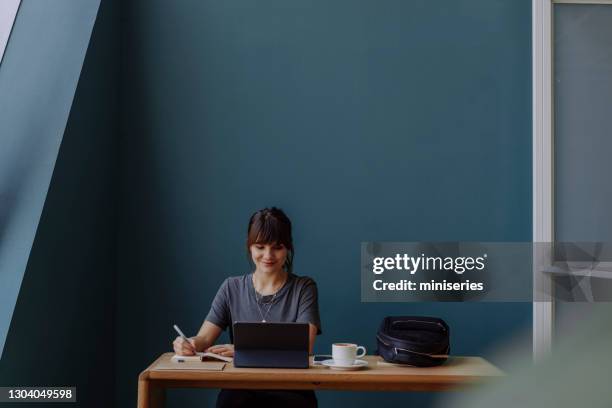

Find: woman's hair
[247,207,294,273]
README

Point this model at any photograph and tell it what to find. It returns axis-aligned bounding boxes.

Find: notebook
[154,361,226,371]
[171,352,233,363]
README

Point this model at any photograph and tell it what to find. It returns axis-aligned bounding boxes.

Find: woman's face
[250,242,287,274]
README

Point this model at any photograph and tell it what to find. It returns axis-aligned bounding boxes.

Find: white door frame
[532,0,554,362]
[532,0,612,361]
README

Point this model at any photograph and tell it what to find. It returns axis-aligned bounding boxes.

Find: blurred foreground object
[442,304,612,408]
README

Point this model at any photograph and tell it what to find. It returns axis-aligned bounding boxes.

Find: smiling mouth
[262,261,276,266]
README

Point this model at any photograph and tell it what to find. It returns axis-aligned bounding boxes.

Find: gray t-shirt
[205,273,322,337]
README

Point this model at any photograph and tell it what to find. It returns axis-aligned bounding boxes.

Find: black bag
[376,316,450,367]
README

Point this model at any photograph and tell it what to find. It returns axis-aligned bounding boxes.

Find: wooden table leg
[138,373,165,408]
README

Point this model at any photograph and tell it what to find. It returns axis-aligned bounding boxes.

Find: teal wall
[0,0,118,406]
[117,1,532,407]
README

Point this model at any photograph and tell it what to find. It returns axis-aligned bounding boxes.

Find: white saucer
[321,359,368,371]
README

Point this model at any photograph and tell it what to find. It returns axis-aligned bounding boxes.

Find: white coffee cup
[332,343,366,366]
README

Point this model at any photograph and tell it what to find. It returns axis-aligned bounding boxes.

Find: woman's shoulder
[224,274,250,283]
[289,273,318,289]
[220,274,251,291]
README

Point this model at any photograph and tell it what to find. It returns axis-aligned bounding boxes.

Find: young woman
[173,207,321,408]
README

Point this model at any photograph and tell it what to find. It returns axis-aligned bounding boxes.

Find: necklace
[252,273,285,322]
[255,291,277,322]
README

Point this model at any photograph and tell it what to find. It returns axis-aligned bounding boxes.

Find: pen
[173,324,197,354]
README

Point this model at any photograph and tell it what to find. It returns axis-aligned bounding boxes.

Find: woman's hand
[173,336,197,356]
[206,343,234,357]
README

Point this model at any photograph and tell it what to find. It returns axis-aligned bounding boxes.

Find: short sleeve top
[205,273,322,337]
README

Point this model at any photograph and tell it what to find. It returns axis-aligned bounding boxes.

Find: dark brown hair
[247,207,294,272]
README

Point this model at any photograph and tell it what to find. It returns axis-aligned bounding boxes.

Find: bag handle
[394,346,449,359]
[377,334,449,361]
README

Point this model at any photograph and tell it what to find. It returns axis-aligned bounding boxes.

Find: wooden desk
[138,353,503,408]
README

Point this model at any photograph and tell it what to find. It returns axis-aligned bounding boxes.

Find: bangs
[247,208,293,251]
[249,216,289,247]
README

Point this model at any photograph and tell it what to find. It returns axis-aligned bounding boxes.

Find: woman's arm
[192,320,223,351]
[296,278,322,354]
[195,321,235,357]
[173,320,222,355]
[308,323,317,354]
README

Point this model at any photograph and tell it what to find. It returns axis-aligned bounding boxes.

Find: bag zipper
[390,319,447,331]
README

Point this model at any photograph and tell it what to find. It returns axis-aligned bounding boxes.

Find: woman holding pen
[172,207,321,408]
